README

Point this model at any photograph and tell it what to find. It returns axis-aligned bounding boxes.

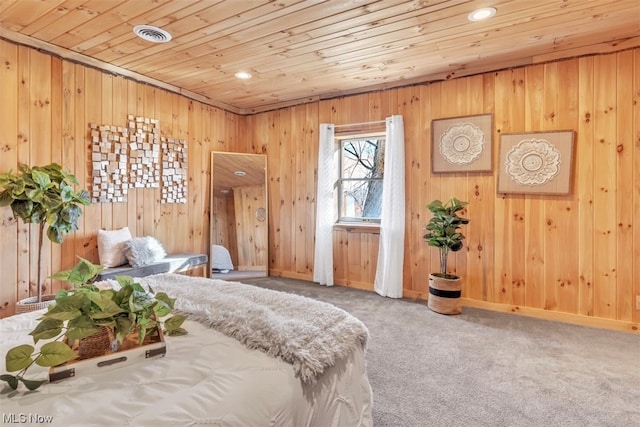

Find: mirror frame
[210,151,268,280]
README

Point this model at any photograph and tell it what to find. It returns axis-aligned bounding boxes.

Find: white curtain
[313,124,336,286]
[374,115,406,298]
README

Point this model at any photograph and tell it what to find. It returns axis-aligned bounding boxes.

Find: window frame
[336,132,386,225]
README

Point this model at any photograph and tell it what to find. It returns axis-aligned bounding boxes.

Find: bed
[0,274,373,427]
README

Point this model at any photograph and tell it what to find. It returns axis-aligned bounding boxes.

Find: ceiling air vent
[133,25,172,43]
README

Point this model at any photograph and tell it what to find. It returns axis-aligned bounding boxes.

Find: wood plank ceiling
[1,0,639,114]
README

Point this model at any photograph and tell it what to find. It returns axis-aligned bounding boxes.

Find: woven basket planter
[428,274,462,315]
[78,326,116,360]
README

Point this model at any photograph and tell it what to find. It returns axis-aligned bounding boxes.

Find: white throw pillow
[97,227,133,268]
[122,236,167,268]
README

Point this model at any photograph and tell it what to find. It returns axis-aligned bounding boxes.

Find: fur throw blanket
[141,274,369,384]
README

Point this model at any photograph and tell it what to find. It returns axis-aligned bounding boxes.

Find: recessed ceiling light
[234,170,247,176]
[133,25,172,43]
[234,71,252,80]
[220,189,230,194]
[468,7,496,22]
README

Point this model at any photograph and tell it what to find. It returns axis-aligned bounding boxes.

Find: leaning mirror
[210,152,268,280]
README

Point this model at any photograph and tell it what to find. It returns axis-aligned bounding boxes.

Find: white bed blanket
[143,273,369,384]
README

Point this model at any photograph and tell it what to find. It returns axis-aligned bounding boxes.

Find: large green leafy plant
[423,198,470,279]
[1,258,187,391]
[0,163,91,302]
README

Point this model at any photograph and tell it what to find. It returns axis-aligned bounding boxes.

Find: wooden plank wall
[0,39,243,317]
[233,185,268,271]
[0,38,638,332]
[248,48,639,332]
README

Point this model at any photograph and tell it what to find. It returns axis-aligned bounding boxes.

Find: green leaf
[53,257,104,286]
[87,294,124,319]
[35,342,77,367]
[47,225,63,244]
[76,189,90,205]
[128,292,148,313]
[65,265,93,286]
[93,318,116,327]
[450,241,463,251]
[60,204,82,224]
[12,200,34,222]
[10,180,26,197]
[164,315,186,333]
[144,319,158,330]
[45,210,58,228]
[54,289,70,300]
[0,374,19,390]
[31,169,51,189]
[20,377,47,391]
[132,282,147,293]
[166,327,188,337]
[115,276,135,287]
[29,318,64,343]
[152,293,174,318]
[50,292,83,309]
[153,301,172,318]
[51,269,71,282]
[86,291,110,308]
[135,312,152,326]
[60,183,74,202]
[0,190,13,207]
[115,316,133,343]
[42,301,81,321]
[65,315,101,340]
[61,168,79,186]
[154,292,176,309]
[6,344,35,372]
[137,325,147,344]
[113,285,133,307]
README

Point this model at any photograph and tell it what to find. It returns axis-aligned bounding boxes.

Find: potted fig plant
[1,257,187,391]
[423,198,470,314]
[0,163,90,312]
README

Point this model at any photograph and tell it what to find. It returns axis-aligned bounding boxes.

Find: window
[338,135,385,223]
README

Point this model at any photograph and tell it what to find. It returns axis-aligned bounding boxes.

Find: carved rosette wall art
[505,138,561,185]
[498,131,575,195]
[90,115,187,204]
[439,122,484,165]
[431,114,493,172]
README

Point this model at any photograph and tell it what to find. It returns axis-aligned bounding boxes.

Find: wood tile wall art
[161,137,188,204]
[89,115,187,204]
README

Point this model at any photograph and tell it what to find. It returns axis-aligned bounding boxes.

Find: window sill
[333,223,380,234]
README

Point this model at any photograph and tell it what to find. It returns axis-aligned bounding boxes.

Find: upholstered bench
[96,253,208,281]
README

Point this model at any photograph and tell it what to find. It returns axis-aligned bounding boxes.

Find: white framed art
[497,130,575,195]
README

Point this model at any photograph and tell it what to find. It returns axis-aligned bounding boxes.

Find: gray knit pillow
[122,236,167,268]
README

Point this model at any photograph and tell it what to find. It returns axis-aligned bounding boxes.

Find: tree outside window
[339,136,385,222]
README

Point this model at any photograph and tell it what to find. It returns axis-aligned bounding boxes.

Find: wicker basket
[15,295,57,314]
[427,274,462,315]
[78,327,116,360]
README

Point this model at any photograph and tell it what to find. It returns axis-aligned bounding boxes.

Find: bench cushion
[96,253,208,281]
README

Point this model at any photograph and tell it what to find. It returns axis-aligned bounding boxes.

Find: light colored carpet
[243,276,640,427]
